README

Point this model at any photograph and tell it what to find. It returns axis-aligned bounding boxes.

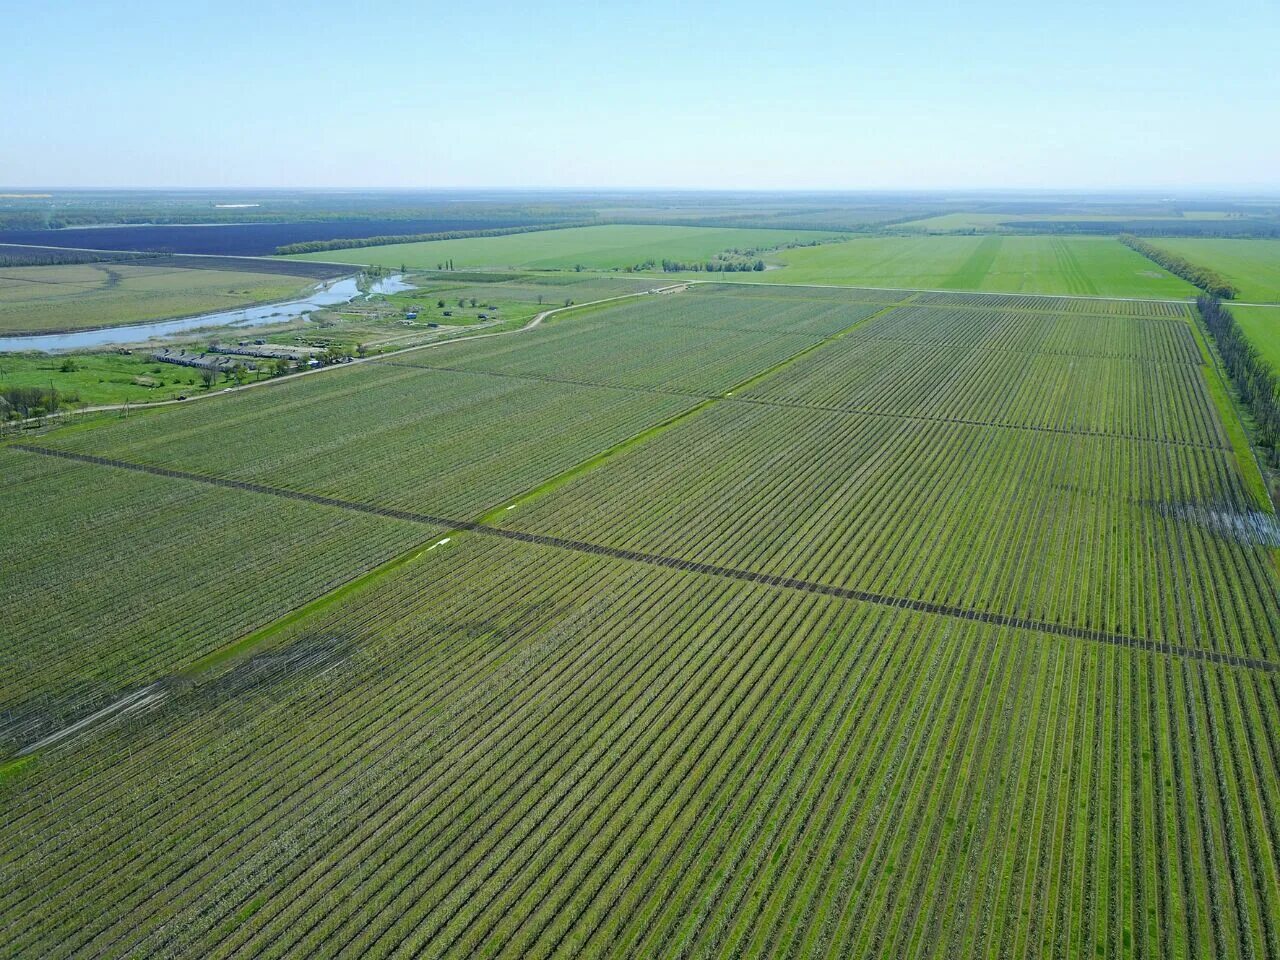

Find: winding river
[0,274,414,353]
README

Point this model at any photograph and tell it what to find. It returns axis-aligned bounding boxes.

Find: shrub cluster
[0,385,67,420]
[631,255,765,273]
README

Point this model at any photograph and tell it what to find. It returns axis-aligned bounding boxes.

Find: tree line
[660,257,757,272]
[0,385,67,421]
[0,248,150,268]
[1122,235,1238,298]
[631,256,766,273]
[1199,295,1279,465]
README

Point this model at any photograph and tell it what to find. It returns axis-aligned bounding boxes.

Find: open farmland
[1146,238,1280,303]
[287,224,837,271]
[0,261,325,334]
[2,282,1278,958]
[898,212,1169,231]
[740,235,1199,298]
[1233,304,1280,374]
[0,358,702,747]
[0,446,433,750]
[896,211,1266,233]
[416,273,664,305]
[407,292,902,394]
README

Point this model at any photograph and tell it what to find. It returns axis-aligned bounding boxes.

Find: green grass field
[751,235,1198,297]
[1232,304,1280,372]
[1147,238,1280,303]
[897,212,1241,232]
[0,351,214,406]
[0,262,315,334]
[290,228,1197,299]
[898,212,1139,231]
[3,282,1277,957]
[288,224,836,272]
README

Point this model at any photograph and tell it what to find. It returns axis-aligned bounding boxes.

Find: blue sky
[3,0,1278,190]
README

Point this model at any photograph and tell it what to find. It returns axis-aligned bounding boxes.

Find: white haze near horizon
[2,0,1278,191]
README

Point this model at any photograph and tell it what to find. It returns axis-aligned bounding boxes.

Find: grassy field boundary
[0,754,35,786]
[180,538,449,680]
[1186,305,1273,511]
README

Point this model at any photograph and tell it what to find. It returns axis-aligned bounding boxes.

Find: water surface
[0,274,412,352]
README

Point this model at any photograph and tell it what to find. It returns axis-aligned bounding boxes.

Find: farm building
[151,349,253,372]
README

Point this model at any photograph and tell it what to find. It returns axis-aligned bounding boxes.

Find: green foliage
[288,224,839,273]
[1199,295,1280,463]
[0,383,63,419]
[739,235,1199,297]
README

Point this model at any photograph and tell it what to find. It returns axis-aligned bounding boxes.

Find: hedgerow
[1122,234,1239,298]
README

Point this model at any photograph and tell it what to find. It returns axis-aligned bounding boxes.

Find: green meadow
[755,235,1197,297]
[292,227,1197,299]
[0,351,214,406]
[289,224,836,271]
[1148,238,1280,303]
[1232,304,1280,373]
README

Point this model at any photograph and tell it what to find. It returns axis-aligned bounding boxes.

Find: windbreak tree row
[1199,294,1280,464]
[1122,235,1238,299]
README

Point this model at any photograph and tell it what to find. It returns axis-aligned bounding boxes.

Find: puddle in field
[191,633,356,707]
[5,633,356,760]
[1153,502,1280,547]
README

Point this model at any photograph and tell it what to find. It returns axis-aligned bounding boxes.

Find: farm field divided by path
[2,281,1279,958]
[0,361,702,749]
